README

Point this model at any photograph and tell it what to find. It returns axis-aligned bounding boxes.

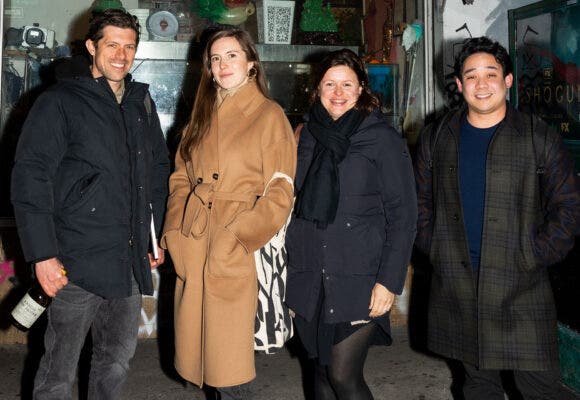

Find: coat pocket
[519,228,541,272]
[208,226,253,279]
[60,173,102,213]
[326,215,384,275]
[164,230,187,280]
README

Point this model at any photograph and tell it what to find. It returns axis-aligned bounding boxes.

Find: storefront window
[0,0,200,219]
[0,0,360,220]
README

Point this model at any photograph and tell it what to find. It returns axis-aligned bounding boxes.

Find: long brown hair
[179,28,270,161]
[311,48,379,115]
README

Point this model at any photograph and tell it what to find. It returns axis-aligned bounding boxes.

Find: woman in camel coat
[161,28,296,397]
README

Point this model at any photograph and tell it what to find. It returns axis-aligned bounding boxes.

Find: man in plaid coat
[414,37,580,399]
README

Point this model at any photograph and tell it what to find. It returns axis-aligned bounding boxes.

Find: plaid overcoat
[414,106,580,370]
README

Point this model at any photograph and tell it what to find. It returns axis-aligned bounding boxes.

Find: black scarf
[295,99,366,227]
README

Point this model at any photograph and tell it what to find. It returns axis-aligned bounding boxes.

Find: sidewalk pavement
[0,326,578,400]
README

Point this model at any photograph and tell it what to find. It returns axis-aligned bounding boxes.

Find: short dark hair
[454,37,512,80]
[86,9,140,47]
[312,48,379,115]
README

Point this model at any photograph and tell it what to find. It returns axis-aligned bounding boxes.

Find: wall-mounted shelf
[135,41,359,62]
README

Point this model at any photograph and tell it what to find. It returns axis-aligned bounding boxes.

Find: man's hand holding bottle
[35,257,68,297]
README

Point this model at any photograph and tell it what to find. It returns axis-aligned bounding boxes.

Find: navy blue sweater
[458,118,498,269]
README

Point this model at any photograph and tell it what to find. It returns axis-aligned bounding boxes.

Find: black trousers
[462,362,561,400]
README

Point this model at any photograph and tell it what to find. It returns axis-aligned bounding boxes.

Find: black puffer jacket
[286,110,417,335]
[11,65,169,298]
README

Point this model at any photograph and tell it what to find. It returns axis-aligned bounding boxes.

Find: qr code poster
[263,1,295,44]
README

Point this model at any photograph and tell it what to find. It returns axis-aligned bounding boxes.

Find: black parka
[285,111,417,336]
[11,69,169,298]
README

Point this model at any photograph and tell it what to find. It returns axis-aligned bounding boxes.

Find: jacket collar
[219,81,266,117]
[92,73,135,89]
[357,109,383,131]
[502,105,527,136]
[446,104,468,134]
[448,102,523,135]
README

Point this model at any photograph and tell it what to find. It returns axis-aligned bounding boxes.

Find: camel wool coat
[162,82,296,387]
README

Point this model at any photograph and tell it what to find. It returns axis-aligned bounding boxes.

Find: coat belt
[181,189,258,238]
[212,191,258,202]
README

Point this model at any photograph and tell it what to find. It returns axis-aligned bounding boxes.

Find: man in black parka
[414,37,580,399]
[11,9,169,399]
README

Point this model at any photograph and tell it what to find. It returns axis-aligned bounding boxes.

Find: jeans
[463,362,561,400]
[33,281,142,400]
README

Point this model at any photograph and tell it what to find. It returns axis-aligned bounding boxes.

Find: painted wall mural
[442,23,473,109]
[436,0,540,111]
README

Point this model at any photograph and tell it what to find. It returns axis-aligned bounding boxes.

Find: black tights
[314,322,376,400]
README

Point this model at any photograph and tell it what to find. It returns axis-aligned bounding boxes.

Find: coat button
[461,261,468,268]
[197,177,203,184]
[208,202,212,209]
[212,173,219,180]
[452,214,459,221]
[449,166,456,173]
[329,309,334,314]
[346,222,351,227]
